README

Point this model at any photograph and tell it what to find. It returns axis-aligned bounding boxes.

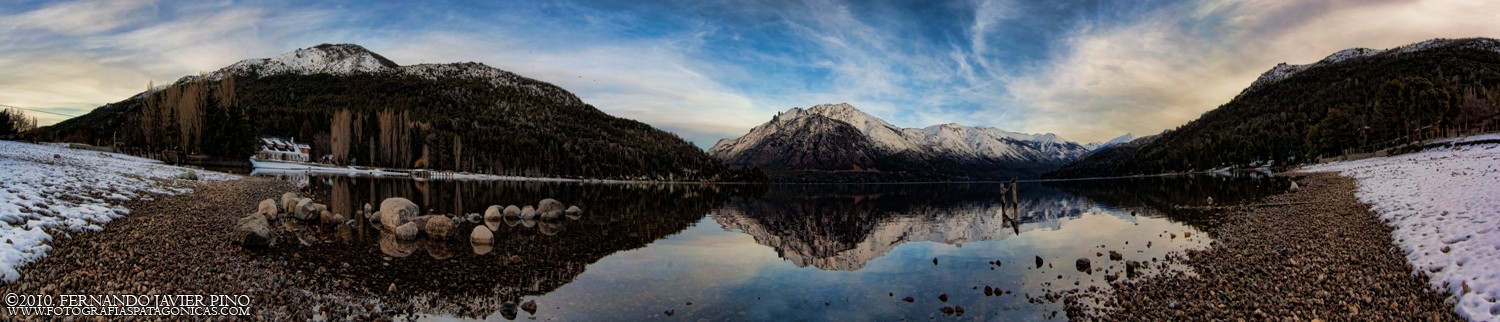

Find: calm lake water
[256,172,1286,320]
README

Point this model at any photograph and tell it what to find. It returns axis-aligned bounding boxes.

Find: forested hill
[30,44,764,182]
[1045,37,1500,179]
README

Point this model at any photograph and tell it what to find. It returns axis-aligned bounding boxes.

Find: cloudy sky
[2,0,1498,147]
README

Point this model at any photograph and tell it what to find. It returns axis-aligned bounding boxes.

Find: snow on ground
[1304,140,1500,320]
[0,141,236,282]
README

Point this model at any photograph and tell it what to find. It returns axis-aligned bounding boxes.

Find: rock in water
[426,216,454,239]
[503,205,521,217]
[1290,180,1301,192]
[378,233,417,257]
[295,198,318,221]
[537,198,564,219]
[565,206,583,220]
[235,214,272,249]
[380,197,420,231]
[314,203,328,213]
[395,222,420,240]
[520,206,537,219]
[1076,258,1092,272]
[470,226,494,245]
[1036,256,1044,268]
[485,205,503,221]
[521,300,537,315]
[280,192,299,215]
[257,199,278,220]
[1109,250,1123,261]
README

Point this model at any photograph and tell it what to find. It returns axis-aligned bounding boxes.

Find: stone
[257,199,278,220]
[938,294,948,302]
[940,306,954,314]
[426,216,454,239]
[380,197,420,231]
[295,198,318,221]
[565,205,583,220]
[378,233,417,257]
[500,302,518,320]
[1290,180,1301,192]
[520,205,537,219]
[1036,256,1044,268]
[521,300,537,314]
[984,286,994,296]
[1109,250,1123,261]
[280,192,299,215]
[395,222,420,240]
[425,240,454,260]
[314,203,328,213]
[472,243,493,255]
[485,205,503,221]
[504,205,521,217]
[465,213,481,223]
[1076,258,1092,272]
[902,296,914,302]
[538,198,564,219]
[470,226,494,245]
[235,214,272,249]
[539,221,563,236]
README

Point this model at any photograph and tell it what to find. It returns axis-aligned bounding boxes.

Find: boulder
[314,203,328,214]
[363,203,373,216]
[537,199,564,219]
[539,221,563,236]
[426,216,454,239]
[565,206,583,220]
[465,213,481,223]
[1076,258,1092,272]
[484,205,503,221]
[378,233,418,258]
[323,212,347,226]
[520,206,537,219]
[1109,250,1123,261]
[295,198,318,221]
[257,199,278,220]
[472,243,493,255]
[470,226,494,245]
[280,192,299,215]
[235,214,272,249]
[380,198,420,231]
[503,205,521,217]
[395,222,421,240]
[1289,180,1301,193]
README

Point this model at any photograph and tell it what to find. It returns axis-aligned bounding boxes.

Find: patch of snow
[0,141,236,282]
[1303,139,1500,321]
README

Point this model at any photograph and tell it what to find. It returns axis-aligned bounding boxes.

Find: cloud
[1006,0,1500,142]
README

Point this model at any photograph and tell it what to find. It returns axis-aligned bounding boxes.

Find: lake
[255,171,1286,320]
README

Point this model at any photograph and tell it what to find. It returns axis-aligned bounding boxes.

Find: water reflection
[260,172,1280,320]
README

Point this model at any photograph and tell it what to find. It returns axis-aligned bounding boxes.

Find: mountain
[30,44,763,182]
[709,103,1096,182]
[1084,133,1134,151]
[1047,37,1500,178]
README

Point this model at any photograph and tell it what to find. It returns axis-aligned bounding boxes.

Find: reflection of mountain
[270,177,759,319]
[1044,173,1288,229]
[711,184,1105,271]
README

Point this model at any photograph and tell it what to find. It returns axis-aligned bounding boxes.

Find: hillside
[710,103,1104,182]
[1047,37,1500,178]
[30,44,763,182]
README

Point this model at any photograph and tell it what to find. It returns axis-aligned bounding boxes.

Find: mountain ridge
[32,44,763,182]
[710,103,1103,182]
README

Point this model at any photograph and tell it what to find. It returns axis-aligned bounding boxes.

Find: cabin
[255,136,311,162]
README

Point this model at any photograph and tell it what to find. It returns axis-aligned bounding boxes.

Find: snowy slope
[1303,136,1500,321]
[193,44,397,81]
[1085,133,1135,151]
[0,141,235,282]
[709,103,1095,172]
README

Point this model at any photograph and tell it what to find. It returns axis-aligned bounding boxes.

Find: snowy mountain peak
[711,103,1094,179]
[202,43,398,81]
[1086,133,1134,151]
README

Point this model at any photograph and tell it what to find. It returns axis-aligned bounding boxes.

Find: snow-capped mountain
[709,103,1100,180]
[1084,133,1134,151]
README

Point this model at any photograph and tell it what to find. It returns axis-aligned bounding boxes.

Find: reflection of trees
[1043,174,1288,229]
[275,178,757,319]
[713,183,1099,271]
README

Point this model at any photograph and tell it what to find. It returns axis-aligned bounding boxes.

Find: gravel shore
[1076,172,1462,321]
[0,177,398,321]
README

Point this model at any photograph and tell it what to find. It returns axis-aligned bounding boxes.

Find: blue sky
[2,0,1498,147]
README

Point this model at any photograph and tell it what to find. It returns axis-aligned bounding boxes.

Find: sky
[2,0,1498,148]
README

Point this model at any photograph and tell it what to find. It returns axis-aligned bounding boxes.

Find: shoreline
[0,177,399,320]
[1073,172,1461,320]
